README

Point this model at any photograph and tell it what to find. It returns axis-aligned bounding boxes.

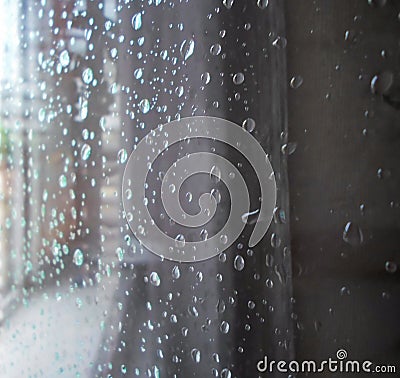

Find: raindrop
[370,71,394,95]
[201,72,211,85]
[73,249,84,266]
[216,299,226,313]
[220,234,228,245]
[150,272,161,287]
[222,0,234,9]
[118,149,128,164]
[131,12,142,30]
[221,368,232,378]
[368,0,387,7]
[234,255,245,271]
[139,98,150,114]
[385,261,397,274]
[220,321,230,334]
[134,68,143,79]
[82,68,94,84]
[210,165,222,183]
[81,144,91,160]
[233,72,245,85]
[175,234,186,248]
[342,222,364,246]
[59,50,70,67]
[272,36,287,49]
[172,265,181,279]
[191,349,201,363]
[290,75,303,89]
[180,39,195,61]
[210,43,222,56]
[242,118,255,132]
[58,174,67,188]
[257,0,269,9]
[281,142,298,155]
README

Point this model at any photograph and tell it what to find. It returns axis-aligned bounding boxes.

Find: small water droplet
[272,36,287,49]
[290,75,303,89]
[58,174,67,188]
[191,348,201,363]
[234,255,245,271]
[139,98,150,114]
[134,68,143,79]
[257,0,269,9]
[175,234,186,248]
[220,234,228,245]
[385,261,397,274]
[73,249,84,266]
[82,68,94,84]
[150,272,161,286]
[118,149,128,164]
[180,38,195,61]
[172,265,181,279]
[221,368,232,378]
[222,0,234,9]
[201,72,211,85]
[210,43,222,56]
[132,12,142,30]
[59,50,70,67]
[242,118,255,132]
[220,320,230,334]
[342,222,364,246]
[81,144,91,160]
[233,72,245,85]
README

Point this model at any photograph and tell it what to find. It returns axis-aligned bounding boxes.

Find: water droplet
[73,249,84,266]
[272,36,287,49]
[220,320,230,334]
[242,118,255,132]
[257,0,269,9]
[210,43,222,56]
[172,265,181,279]
[58,174,67,188]
[180,39,195,61]
[81,144,91,160]
[220,234,228,245]
[234,255,245,271]
[281,142,297,155]
[210,165,222,182]
[216,299,226,313]
[221,368,232,378]
[222,0,234,9]
[191,348,201,363]
[118,148,128,164]
[368,0,387,7]
[342,222,364,246]
[201,72,211,85]
[82,68,94,84]
[134,68,143,79]
[175,234,186,248]
[150,272,161,286]
[370,71,394,95]
[290,75,303,89]
[340,286,351,296]
[385,261,397,274]
[131,12,142,30]
[139,98,150,114]
[233,72,245,85]
[59,50,70,67]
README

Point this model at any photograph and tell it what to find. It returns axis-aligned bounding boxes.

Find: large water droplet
[180,39,195,61]
[73,249,84,266]
[272,36,287,49]
[175,234,186,248]
[191,348,201,363]
[172,265,181,279]
[290,75,303,89]
[233,72,245,85]
[220,320,230,334]
[257,0,269,9]
[222,0,234,9]
[59,50,70,67]
[234,255,245,271]
[150,272,161,286]
[82,68,94,84]
[370,71,394,95]
[81,143,92,160]
[242,118,255,132]
[139,98,150,114]
[385,261,397,274]
[58,174,67,188]
[342,222,364,246]
[210,43,222,56]
[131,12,142,30]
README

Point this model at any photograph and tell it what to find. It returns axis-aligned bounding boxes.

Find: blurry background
[0,0,399,377]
